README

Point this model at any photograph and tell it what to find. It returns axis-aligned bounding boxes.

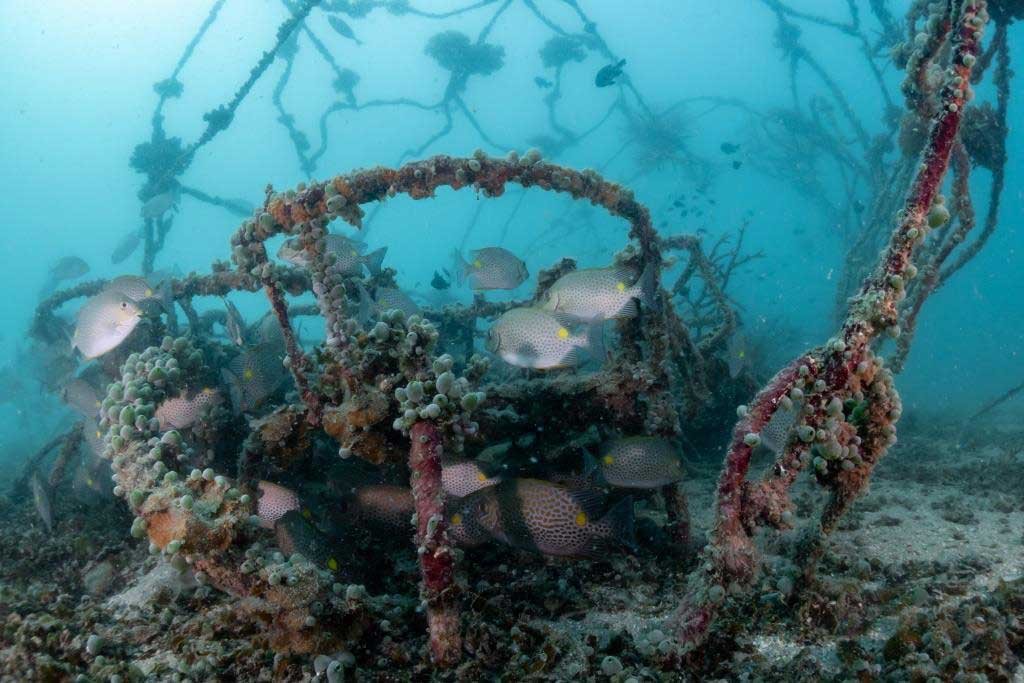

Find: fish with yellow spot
[587,436,683,489]
[724,330,750,379]
[441,457,503,498]
[61,377,102,419]
[542,262,656,320]
[274,510,346,576]
[486,307,605,370]
[277,234,386,276]
[105,274,174,315]
[454,478,635,558]
[220,342,289,414]
[451,247,528,290]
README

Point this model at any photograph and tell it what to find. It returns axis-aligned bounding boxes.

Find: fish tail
[450,249,470,284]
[363,247,387,276]
[356,283,374,326]
[635,260,658,311]
[220,368,243,415]
[617,58,627,68]
[599,496,636,551]
[584,316,606,365]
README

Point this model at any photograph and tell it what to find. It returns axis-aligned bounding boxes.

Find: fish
[140,192,177,220]
[594,58,626,87]
[82,418,105,459]
[220,343,288,414]
[275,510,343,573]
[105,275,173,314]
[534,76,553,88]
[154,387,221,430]
[541,263,656,320]
[732,160,743,170]
[110,229,142,264]
[351,485,413,531]
[71,445,113,503]
[357,284,420,323]
[30,470,53,532]
[452,247,528,291]
[486,307,605,370]
[327,15,362,45]
[447,495,497,547]
[457,478,635,558]
[588,436,683,489]
[430,269,451,291]
[222,297,247,346]
[257,480,300,529]
[278,235,386,275]
[760,403,799,454]
[720,142,740,154]
[49,256,90,282]
[724,331,750,379]
[71,290,143,360]
[441,458,502,498]
[61,377,102,418]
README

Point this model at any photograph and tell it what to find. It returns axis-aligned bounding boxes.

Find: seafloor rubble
[1,418,1022,681]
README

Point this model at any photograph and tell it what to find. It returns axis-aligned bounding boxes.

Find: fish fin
[584,316,606,365]
[599,496,636,551]
[618,298,638,318]
[569,486,606,519]
[220,368,243,415]
[363,247,387,276]
[582,448,600,479]
[635,260,657,310]
[157,279,175,316]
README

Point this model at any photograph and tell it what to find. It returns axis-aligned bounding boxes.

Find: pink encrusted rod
[409,421,461,667]
[674,0,988,651]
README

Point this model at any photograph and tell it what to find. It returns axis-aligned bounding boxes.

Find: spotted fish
[452,247,528,290]
[222,297,247,346]
[487,307,604,370]
[221,343,288,414]
[458,478,635,558]
[154,388,221,430]
[351,485,413,531]
[71,290,142,360]
[442,458,502,498]
[724,330,750,379]
[61,377,102,418]
[257,480,300,530]
[760,402,799,454]
[542,263,655,320]
[589,436,682,489]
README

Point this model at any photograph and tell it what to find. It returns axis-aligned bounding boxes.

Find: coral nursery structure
[4,0,1022,679]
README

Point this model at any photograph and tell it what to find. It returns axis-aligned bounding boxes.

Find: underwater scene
[1,0,1023,680]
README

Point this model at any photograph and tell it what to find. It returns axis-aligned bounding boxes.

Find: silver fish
[110,229,142,264]
[487,307,604,370]
[61,377,102,418]
[48,256,90,282]
[278,235,385,275]
[223,298,247,346]
[140,192,177,219]
[30,470,53,532]
[72,290,143,360]
[542,263,655,320]
[452,247,528,290]
[725,331,750,379]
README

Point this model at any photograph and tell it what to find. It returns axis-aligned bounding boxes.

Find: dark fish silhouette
[720,142,740,154]
[328,16,362,45]
[534,76,553,89]
[732,160,743,170]
[594,59,626,87]
[431,269,451,291]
